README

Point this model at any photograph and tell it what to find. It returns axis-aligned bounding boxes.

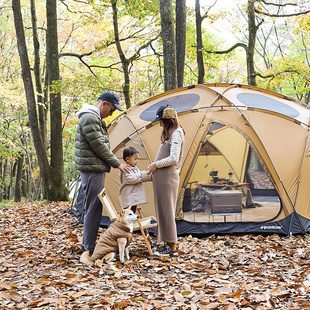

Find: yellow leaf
[181,291,191,295]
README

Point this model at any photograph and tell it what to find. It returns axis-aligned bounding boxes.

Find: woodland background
[1,1,310,308]
[0,0,309,203]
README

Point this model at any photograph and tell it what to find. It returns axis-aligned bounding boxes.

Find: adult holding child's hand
[147,162,157,174]
[149,105,185,257]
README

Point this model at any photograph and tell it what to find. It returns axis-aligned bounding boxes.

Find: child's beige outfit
[119,166,152,208]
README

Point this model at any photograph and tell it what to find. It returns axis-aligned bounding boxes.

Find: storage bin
[209,190,242,215]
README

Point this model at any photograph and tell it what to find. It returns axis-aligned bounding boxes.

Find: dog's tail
[80,250,93,265]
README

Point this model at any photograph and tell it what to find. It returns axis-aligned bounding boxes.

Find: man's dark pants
[80,172,106,252]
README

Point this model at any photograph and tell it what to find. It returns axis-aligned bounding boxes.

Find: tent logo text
[260,225,282,230]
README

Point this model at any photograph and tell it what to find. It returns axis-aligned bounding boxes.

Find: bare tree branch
[59,32,159,79]
[255,8,310,17]
[201,0,217,21]
[88,63,123,72]
[59,51,98,77]
[59,51,124,76]
[185,63,198,79]
[204,42,248,54]
[59,0,99,15]
[105,28,158,47]
[259,0,298,7]
[59,51,92,59]
[128,35,161,63]
[257,70,310,83]
[302,34,310,68]
[59,22,77,53]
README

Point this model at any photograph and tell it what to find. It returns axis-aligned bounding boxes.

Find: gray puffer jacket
[75,104,120,172]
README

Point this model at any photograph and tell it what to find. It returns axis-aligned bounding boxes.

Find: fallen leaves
[1,202,310,309]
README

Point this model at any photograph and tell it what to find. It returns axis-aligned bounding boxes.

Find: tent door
[182,123,281,224]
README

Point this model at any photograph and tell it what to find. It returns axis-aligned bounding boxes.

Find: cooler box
[209,190,242,215]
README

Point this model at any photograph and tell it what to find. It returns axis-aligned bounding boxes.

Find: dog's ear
[117,211,123,217]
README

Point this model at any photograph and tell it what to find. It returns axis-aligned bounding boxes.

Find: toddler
[119,147,152,213]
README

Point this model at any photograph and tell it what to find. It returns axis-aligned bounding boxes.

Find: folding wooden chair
[98,188,157,255]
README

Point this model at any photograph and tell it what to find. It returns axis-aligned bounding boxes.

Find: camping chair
[98,188,157,255]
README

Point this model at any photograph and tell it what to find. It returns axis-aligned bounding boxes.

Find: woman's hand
[147,162,157,174]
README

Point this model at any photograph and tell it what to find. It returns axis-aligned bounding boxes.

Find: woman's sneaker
[153,244,178,257]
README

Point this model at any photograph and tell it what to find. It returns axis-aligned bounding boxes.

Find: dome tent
[101,83,310,236]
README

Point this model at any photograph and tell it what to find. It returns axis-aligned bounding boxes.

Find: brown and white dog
[80,208,139,265]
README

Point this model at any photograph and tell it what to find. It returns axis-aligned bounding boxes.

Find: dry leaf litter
[0,201,310,309]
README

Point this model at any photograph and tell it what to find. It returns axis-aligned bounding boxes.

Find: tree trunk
[46,0,68,200]
[247,0,257,86]
[13,0,50,191]
[9,160,16,200]
[111,0,159,108]
[12,0,68,201]
[0,160,2,202]
[176,0,186,88]
[22,168,28,199]
[0,158,7,201]
[15,153,24,202]
[111,0,131,109]
[3,159,8,200]
[159,0,177,91]
[122,61,131,109]
[30,0,47,146]
[195,0,205,84]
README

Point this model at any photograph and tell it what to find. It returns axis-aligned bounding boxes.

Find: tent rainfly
[93,84,310,236]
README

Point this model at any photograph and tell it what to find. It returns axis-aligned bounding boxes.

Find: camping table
[203,182,249,188]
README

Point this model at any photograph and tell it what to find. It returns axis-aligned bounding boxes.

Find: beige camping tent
[103,83,310,235]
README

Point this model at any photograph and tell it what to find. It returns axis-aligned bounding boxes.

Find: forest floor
[0,201,310,309]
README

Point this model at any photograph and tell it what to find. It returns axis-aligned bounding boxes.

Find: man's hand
[118,163,132,173]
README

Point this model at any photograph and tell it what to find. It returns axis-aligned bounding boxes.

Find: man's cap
[152,105,177,123]
[98,91,124,111]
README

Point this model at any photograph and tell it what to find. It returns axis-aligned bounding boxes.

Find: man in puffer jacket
[75,91,131,258]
